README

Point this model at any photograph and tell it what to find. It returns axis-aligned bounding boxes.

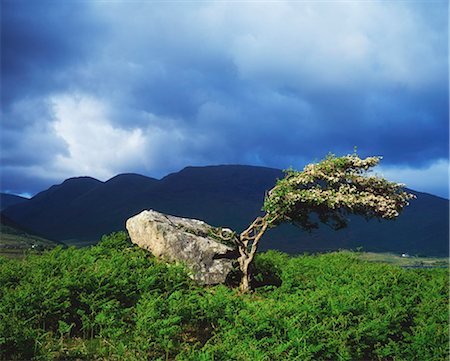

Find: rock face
[126,210,237,285]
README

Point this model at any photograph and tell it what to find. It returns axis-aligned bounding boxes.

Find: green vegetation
[231,153,415,291]
[0,221,59,259]
[355,251,449,268]
[1,232,448,360]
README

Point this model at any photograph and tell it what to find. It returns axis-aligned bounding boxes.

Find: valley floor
[353,251,448,268]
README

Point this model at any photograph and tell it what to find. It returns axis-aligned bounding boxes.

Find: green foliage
[263,153,415,230]
[0,233,448,360]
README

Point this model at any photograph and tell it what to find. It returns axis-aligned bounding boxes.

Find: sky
[1,1,449,198]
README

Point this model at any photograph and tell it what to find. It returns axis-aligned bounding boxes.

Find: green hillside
[356,251,448,268]
[0,214,60,258]
[1,232,448,360]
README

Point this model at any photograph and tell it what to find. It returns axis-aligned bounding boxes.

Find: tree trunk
[238,253,253,292]
[239,265,251,292]
[237,215,269,292]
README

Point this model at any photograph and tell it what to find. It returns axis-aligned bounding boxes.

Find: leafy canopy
[263,153,415,231]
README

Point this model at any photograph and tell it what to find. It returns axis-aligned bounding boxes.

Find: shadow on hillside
[225,258,282,289]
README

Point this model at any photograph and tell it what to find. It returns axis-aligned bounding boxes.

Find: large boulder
[126,210,238,285]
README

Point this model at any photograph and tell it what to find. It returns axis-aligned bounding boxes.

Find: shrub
[0,232,448,360]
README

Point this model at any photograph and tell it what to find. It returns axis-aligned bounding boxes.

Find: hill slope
[0,193,28,211]
[2,165,449,256]
[1,234,448,360]
[0,213,61,257]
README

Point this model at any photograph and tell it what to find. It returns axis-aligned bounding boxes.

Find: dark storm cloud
[299,85,449,165]
[1,1,105,108]
[1,1,448,197]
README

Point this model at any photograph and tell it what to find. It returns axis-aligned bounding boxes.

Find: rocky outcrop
[126,210,237,285]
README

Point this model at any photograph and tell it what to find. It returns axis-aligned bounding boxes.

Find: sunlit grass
[1,232,448,360]
[355,251,448,267]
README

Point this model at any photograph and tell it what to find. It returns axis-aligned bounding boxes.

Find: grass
[0,225,59,259]
[1,232,448,360]
[355,251,449,267]
[59,238,99,248]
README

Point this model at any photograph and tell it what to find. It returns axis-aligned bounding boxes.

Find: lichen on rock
[126,210,237,285]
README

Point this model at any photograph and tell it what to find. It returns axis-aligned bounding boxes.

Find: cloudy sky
[1,1,448,198]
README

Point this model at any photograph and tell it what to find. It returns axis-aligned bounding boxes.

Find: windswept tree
[222,153,415,292]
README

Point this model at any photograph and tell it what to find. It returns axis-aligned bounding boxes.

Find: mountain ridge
[0,193,29,211]
[2,165,449,256]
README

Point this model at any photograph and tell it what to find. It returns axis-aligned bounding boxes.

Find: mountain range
[2,165,449,256]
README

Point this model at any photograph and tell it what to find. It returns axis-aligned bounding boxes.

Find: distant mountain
[0,193,28,211]
[2,165,449,256]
